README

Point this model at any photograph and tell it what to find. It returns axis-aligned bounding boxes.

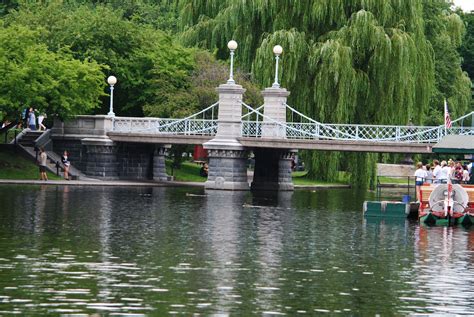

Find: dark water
[0,185,473,316]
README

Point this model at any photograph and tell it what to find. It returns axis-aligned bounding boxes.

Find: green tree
[460,12,474,84]
[5,3,194,117]
[0,23,104,121]
[144,50,262,117]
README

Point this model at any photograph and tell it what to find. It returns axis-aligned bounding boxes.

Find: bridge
[50,55,473,191]
[107,103,474,154]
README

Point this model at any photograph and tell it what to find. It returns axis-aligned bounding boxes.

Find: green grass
[0,147,61,180]
[166,160,351,185]
[377,176,414,184]
[291,170,349,186]
[0,129,22,144]
[166,160,207,182]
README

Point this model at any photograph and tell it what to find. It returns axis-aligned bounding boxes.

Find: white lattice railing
[241,103,474,143]
[112,102,218,135]
[111,100,474,143]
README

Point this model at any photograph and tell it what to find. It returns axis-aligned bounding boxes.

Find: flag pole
[444,99,447,136]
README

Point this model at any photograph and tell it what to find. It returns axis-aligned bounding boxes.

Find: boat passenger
[414,162,427,202]
[432,160,441,183]
[438,160,449,184]
[462,165,470,184]
[453,162,463,184]
[425,164,433,184]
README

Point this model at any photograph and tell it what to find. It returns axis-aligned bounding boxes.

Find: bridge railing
[241,104,474,143]
[113,117,217,135]
[112,102,219,135]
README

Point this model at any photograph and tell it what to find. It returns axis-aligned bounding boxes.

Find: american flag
[444,99,452,129]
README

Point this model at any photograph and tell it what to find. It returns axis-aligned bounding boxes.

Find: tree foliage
[460,11,474,85]
[2,2,261,120]
[0,23,104,120]
[178,0,472,187]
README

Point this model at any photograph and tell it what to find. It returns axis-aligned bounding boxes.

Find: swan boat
[418,183,474,226]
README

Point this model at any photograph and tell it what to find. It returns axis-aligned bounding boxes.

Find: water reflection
[1,185,474,315]
[412,226,474,315]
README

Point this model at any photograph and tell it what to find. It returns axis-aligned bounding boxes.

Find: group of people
[414,159,473,200]
[415,159,472,185]
[21,107,47,131]
[37,149,71,181]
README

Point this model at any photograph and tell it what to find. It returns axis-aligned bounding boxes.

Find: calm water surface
[0,185,473,316]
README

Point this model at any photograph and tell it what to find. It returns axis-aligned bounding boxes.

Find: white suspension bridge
[108,101,474,154]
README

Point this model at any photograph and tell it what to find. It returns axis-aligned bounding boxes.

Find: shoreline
[0,179,351,190]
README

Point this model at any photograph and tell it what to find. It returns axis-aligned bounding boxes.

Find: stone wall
[51,138,166,180]
[116,143,155,179]
[377,163,415,177]
[52,139,86,171]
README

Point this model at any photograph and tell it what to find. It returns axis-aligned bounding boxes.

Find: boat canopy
[432,135,474,154]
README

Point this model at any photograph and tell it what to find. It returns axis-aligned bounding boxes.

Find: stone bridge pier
[250,87,294,191]
[203,82,295,191]
[203,83,249,190]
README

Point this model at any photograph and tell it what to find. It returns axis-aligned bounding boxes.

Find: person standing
[61,150,71,180]
[38,147,48,181]
[462,165,470,184]
[414,162,427,202]
[432,160,441,183]
[38,112,47,131]
[438,160,449,183]
[27,107,36,130]
[425,164,434,184]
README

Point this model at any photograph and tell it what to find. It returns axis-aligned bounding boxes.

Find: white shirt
[433,165,442,179]
[414,169,427,182]
[439,166,450,180]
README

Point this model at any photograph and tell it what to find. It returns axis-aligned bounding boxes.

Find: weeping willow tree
[178,0,471,188]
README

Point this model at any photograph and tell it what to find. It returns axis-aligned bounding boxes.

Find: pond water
[0,185,473,315]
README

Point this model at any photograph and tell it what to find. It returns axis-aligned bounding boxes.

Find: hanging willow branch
[178,0,471,186]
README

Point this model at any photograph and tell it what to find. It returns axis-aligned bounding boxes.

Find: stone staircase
[17,131,43,147]
[15,129,93,180]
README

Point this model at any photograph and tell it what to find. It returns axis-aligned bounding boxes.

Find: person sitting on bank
[414,162,427,202]
[200,163,209,177]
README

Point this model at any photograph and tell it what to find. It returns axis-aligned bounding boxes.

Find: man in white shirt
[438,160,450,183]
[432,160,442,183]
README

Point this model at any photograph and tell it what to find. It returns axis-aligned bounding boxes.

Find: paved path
[0,179,350,189]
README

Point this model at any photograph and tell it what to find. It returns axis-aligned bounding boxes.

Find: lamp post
[227,40,238,84]
[107,76,117,117]
[272,45,283,88]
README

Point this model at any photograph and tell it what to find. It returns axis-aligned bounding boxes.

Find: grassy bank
[0,149,350,186]
[292,171,349,186]
[0,129,22,144]
[0,147,61,180]
[165,160,208,182]
[167,160,350,186]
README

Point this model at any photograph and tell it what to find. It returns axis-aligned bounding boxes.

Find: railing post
[355,126,359,140]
